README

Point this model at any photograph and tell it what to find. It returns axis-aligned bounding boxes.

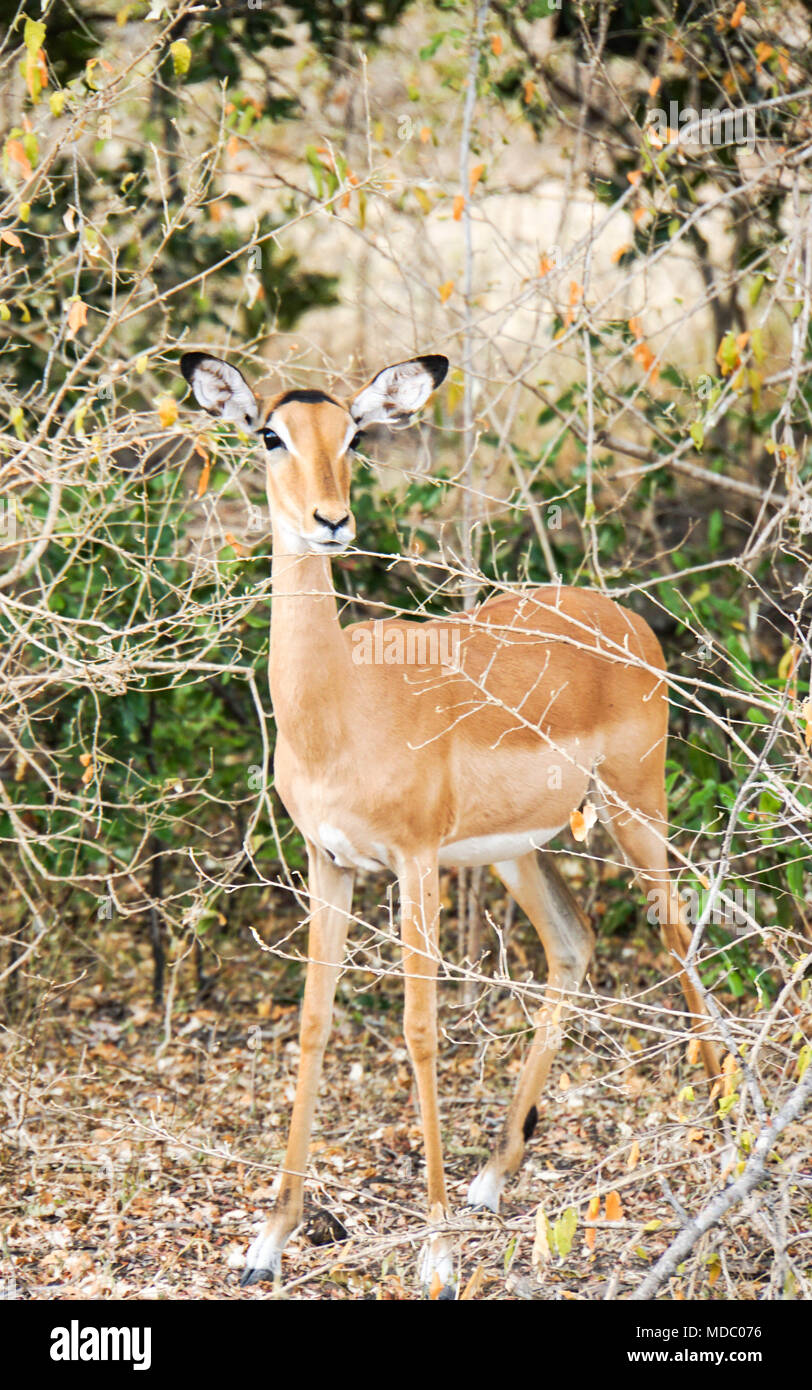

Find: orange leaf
[648,75,661,98]
[490,34,503,56]
[730,1,745,28]
[558,1071,570,1091]
[605,1190,623,1222]
[6,139,32,177]
[1,229,24,250]
[429,1271,443,1300]
[196,460,211,498]
[452,194,465,221]
[438,280,454,304]
[612,243,631,263]
[66,299,89,340]
[585,1194,600,1251]
[632,207,646,226]
[627,169,642,187]
[569,280,582,305]
[627,1140,640,1171]
[628,316,643,340]
[539,255,554,277]
[686,1036,701,1066]
[419,125,431,144]
[523,79,535,104]
[225,532,247,557]
[569,803,596,842]
[468,162,484,195]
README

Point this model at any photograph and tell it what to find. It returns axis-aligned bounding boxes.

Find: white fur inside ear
[351,359,437,428]
[184,356,258,430]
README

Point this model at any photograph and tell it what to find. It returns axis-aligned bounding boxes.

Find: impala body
[179,350,720,1295]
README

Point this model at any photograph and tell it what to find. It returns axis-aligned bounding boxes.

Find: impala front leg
[242,844,354,1286]
[397,853,455,1296]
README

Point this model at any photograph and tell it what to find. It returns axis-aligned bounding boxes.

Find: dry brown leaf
[66,299,89,340]
[459,1263,485,1300]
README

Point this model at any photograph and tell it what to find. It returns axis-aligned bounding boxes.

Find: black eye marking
[349,430,364,452]
[263,427,284,452]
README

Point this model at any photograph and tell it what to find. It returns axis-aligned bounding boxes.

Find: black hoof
[437,1284,457,1301]
[240,1265,275,1288]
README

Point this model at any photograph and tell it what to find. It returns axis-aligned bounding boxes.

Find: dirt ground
[1,891,808,1302]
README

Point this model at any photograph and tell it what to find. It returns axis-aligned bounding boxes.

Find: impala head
[179,351,448,555]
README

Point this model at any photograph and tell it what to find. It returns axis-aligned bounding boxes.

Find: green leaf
[553,1206,578,1258]
[24,17,46,55]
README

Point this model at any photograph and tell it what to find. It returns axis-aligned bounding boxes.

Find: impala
[179,349,721,1295]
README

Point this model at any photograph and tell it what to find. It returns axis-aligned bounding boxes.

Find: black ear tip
[421,355,449,388]
[180,351,207,384]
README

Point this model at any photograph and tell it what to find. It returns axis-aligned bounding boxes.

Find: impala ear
[180,353,259,431]
[350,355,448,429]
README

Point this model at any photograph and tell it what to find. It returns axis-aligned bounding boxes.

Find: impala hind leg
[468,853,595,1213]
[398,854,456,1295]
[607,807,721,1084]
[242,845,354,1286]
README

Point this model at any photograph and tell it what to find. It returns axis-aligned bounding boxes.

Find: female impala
[179,349,721,1295]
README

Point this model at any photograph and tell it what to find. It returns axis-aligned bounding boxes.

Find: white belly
[438,826,563,868]
[315,822,565,874]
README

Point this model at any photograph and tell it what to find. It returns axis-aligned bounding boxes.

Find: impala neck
[269,536,355,758]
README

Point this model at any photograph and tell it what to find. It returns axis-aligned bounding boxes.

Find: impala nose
[313,509,350,535]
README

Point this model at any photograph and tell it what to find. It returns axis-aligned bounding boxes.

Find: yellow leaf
[778,643,799,682]
[157,396,178,429]
[170,39,191,77]
[438,280,454,304]
[413,186,432,214]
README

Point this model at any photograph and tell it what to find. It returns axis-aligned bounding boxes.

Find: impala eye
[263,428,284,452]
[349,431,364,452]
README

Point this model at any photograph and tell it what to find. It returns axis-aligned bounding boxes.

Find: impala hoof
[466,1167,504,1213]
[419,1236,456,1300]
[240,1264,277,1288]
[241,1227,283,1287]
